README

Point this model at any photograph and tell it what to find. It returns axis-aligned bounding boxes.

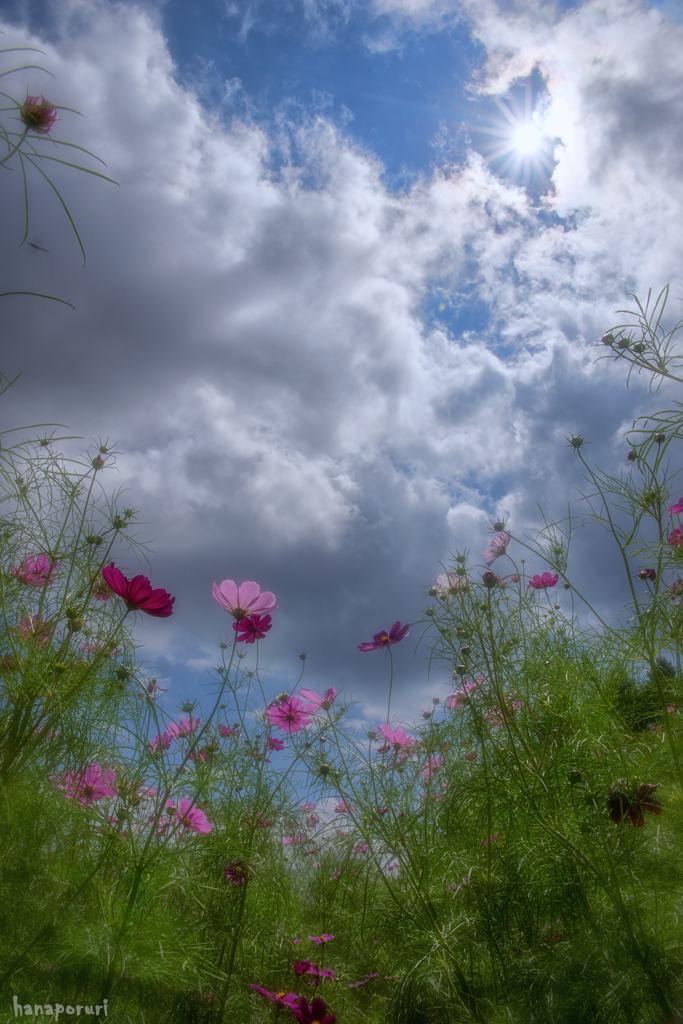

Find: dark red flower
[102,564,175,617]
[291,996,337,1024]
[606,782,663,827]
[637,568,656,581]
[232,613,272,643]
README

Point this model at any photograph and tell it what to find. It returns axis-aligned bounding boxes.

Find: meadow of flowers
[1,51,683,1024]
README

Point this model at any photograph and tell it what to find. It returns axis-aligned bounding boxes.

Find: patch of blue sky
[159,0,490,191]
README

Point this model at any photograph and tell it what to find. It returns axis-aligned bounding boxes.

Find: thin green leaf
[23,151,118,184]
[21,153,86,266]
[0,64,54,79]
[0,291,75,310]
[18,150,28,245]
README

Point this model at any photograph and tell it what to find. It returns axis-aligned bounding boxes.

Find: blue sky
[0,0,682,735]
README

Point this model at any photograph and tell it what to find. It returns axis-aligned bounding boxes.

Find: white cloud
[0,0,679,712]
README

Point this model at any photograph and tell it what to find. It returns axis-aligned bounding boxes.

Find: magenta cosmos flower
[358,621,409,651]
[266,696,314,734]
[20,94,59,133]
[299,687,337,711]
[483,531,511,567]
[55,763,117,805]
[309,934,335,945]
[291,996,338,1024]
[668,528,683,550]
[102,564,175,617]
[248,985,301,1010]
[378,724,416,753]
[11,553,59,586]
[212,579,278,620]
[175,797,211,834]
[668,497,683,516]
[225,859,251,885]
[233,613,272,643]
[528,572,560,590]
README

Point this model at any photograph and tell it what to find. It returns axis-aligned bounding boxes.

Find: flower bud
[65,606,81,620]
[601,333,614,346]
[19,95,58,134]
[86,534,104,545]
[616,337,630,350]
[425,607,435,616]
[568,435,584,449]
[454,664,467,675]
[654,433,666,444]
[299,650,308,660]
[632,342,646,354]
[627,450,637,462]
[92,455,105,471]
[367,730,378,741]
[181,700,196,712]
[460,645,471,655]
[318,763,330,776]
[492,520,505,531]
[112,516,126,529]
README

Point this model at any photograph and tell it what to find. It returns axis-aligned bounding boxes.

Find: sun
[466,79,556,188]
[511,122,544,155]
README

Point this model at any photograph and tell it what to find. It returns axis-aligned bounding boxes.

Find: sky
[0,0,682,735]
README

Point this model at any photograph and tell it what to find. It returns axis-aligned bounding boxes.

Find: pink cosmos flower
[333,799,356,815]
[464,752,476,762]
[309,934,335,944]
[268,737,285,751]
[378,724,416,753]
[178,717,200,736]
[483,531,511,567]
[219,724,239,738]
[300,801,316,812]
[485,699,522,727]
[358,621,409,651]
[528,572,560,589]
[421,755,444,779]
[233,614,272,643]
[212,579,278,620]
[102,564,175,617]
[248,985,301,1010]
[81,643,120,657]
[299,686,337,711]
[176,797,211,833]
[267,696,314,734]
[668,497,683,516]
[283,834,306,845]
[445,674,485,709]
[668,528,683,550]
[479,833,499,848]
[11,553,59,586]
[14,615,55,649]
[435,572,469,597]
[150,729,174,754]
[55,763,117,805]
[19,94,59,133]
